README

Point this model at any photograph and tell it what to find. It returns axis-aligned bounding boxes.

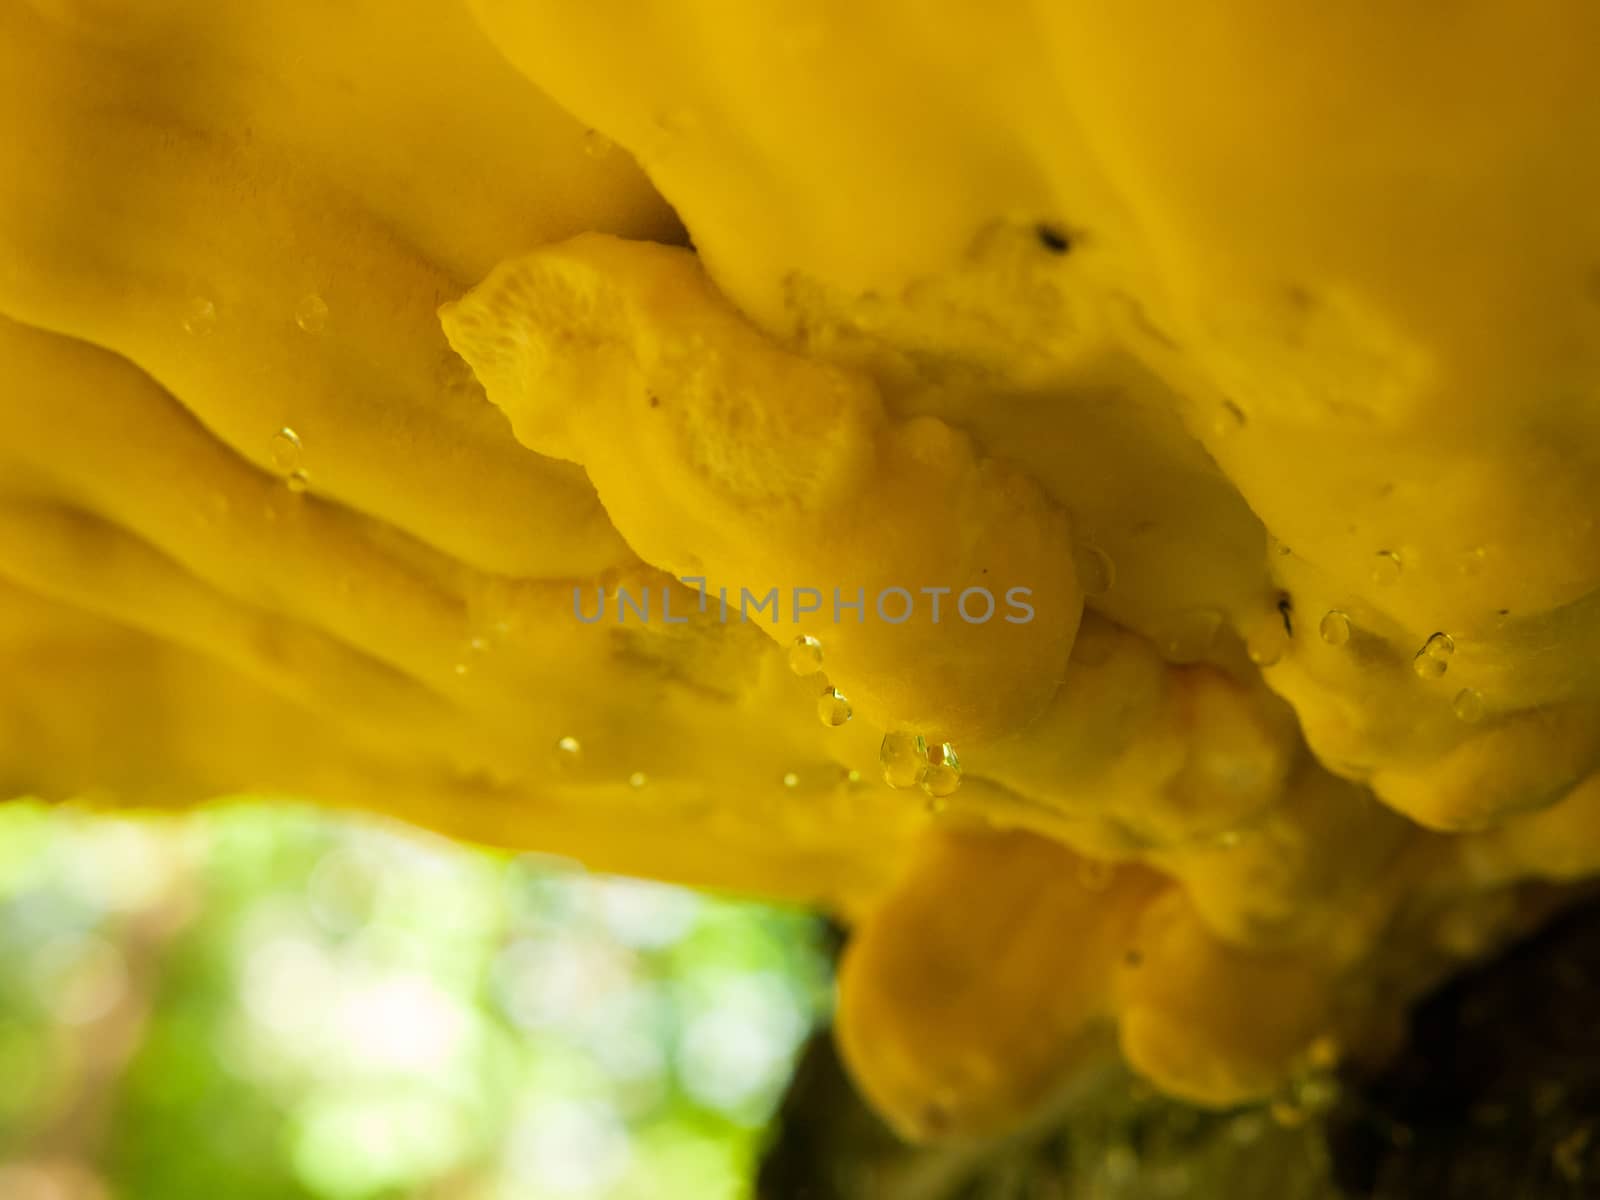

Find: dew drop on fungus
[294,294,329,334]
[788,634,823,675]
[782,772,800,789]
[285,468,309,494]
[555,736,581,765]
[1413,632,1455,680]
[583,129,614,158]
[920,742,962,799]
[817,686,852,727]
[1413,656,1446,681]
[1246,618,1289,667]
[628,771,647,789]
[880,731,928,789]
[1319,610,1352,646]
[270,427,303,474]
[181,295,216,336]
[1453,687,1485,723]
[1073,543,1115,597]
[1372,550,1403,586]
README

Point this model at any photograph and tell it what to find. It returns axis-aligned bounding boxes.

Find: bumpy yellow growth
[441,235,1082,741]
[6,0,1600,1140]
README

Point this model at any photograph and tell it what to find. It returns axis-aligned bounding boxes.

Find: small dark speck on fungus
[1036,223,1074,255]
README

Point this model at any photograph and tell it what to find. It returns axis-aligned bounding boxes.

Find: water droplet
[1160,608,1223,663]
[782,772,800,789]
[920,742,962,799]
[453,661,469,677]
[1074,544,1115,597]
[1246,617,1289,667]
[294,294,329,334]
[1453,687,1485,723]
[1372,550,1403,586]
[1413,631,1455,680]
[285,468,309,494]
[582,129,614,158]
[180,295,216,335]
[270,427,303,474]
[628,771,647,789]
[1076,858,1115,892]
[1319,610,1352,646]
[816,686,852,727]
[787,634,823,675]
[845,769,862,786]
[879,731,928,790]
[556,736,581,765]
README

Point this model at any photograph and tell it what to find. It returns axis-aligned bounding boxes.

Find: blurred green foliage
[0,801,832,1200]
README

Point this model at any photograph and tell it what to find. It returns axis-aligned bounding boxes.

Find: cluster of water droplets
[1305,543,1492,722]
[1412,631,1455,680]
[788,635,854,728]
[878,731,963,807]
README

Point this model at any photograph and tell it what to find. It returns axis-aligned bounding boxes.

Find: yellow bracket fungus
[7,0,1600,1142]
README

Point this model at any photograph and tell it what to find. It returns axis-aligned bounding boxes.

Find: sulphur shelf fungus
[4,0,1600,1146]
